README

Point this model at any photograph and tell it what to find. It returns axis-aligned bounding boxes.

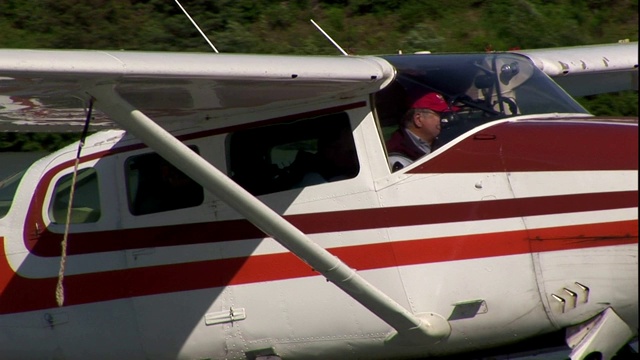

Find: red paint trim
[411,119,638,173]
[26,190,638,256]
[1,220,637,314]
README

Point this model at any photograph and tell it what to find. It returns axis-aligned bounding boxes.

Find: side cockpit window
[49,168,101,224]
[125,148,204,216]
[228,112,359,196]
[375,53,588,172]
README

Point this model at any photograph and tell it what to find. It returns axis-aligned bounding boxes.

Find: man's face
[414,109,442,141]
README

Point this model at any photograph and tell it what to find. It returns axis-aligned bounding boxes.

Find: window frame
[48,167,102,224]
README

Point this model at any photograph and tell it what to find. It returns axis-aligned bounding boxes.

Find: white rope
[55,98,93,307]
[55,156,81,307]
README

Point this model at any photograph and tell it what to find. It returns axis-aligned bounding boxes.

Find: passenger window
[126,148,204,216]
[49,168,101,224]
[228,112,359,196]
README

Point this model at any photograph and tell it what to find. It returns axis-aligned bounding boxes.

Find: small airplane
[0,29,637,359]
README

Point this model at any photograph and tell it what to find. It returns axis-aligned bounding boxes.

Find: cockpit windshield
[375,52,589,144]
[0,170,25,218]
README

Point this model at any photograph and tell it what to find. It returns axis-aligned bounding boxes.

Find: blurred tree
[578,91,639,117]
[0,133,82,152]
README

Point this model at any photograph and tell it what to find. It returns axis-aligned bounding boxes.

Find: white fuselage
[0,98,637,359]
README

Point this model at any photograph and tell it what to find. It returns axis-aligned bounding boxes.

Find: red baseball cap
[411,92,460,112]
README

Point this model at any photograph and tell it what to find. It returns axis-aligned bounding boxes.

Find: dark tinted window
[228,112,358,195]
[126,148,204,215]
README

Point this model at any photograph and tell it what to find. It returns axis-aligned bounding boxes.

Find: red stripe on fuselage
[25,190,638,256]
[4,115,636,313]
[411,119,638,173]
[1,220,637,314]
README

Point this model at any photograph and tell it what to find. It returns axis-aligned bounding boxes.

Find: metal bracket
[204,307,247,326]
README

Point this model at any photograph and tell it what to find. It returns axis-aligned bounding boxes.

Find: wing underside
[0,50,395,132]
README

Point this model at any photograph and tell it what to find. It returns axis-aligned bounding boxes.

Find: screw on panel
[44,313,54,328]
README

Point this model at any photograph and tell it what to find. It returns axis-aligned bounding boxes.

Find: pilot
[386,92,459,172]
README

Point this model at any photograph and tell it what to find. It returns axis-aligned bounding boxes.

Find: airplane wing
[0,48,453,343]
[0,49,395,132]
[512,41,638,97]
[1,43,636,132]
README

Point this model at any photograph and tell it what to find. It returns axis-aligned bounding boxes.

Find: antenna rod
[310,19,348,56]
[174,0,219,53]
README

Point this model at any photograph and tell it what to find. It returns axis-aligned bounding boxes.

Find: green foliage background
[0,0,637,151]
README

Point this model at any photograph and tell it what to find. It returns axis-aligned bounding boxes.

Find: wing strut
[88,85,450,346]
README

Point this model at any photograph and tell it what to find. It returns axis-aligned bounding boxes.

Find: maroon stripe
[26,191,637,256]
[411,119,638,173]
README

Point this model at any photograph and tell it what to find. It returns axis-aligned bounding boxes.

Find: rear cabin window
[228,112,359,196]
[48,168,101,224]
[125,148,204,215]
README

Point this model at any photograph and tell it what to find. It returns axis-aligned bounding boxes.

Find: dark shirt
[386,129,427,171]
